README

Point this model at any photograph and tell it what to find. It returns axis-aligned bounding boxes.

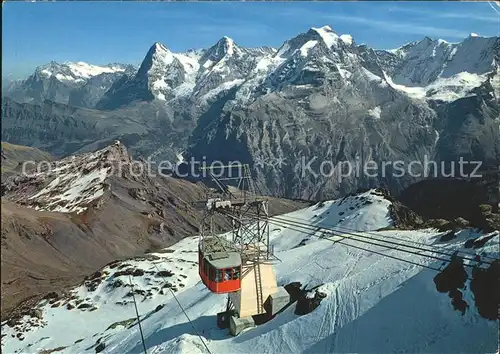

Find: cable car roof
[200,236,242,269]
[207,252,241,269]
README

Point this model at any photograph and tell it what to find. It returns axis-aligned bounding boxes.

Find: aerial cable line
[331,223,500,262]
[271,214,499,266]
[151,263,214,354]
[275,212,500,262]
[217,205,470,273]
[236,209,499,265]
[242,207,498,262]
[233,209,499,265]
[128,276,148,354]
[264,218,479,282]
[269,217,473,267]
[227,206,496,270]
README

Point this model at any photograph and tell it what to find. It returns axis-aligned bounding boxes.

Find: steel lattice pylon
[195,163,279,321]
[196,163,273,264]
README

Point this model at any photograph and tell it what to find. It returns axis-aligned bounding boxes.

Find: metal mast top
[196,163,274,264]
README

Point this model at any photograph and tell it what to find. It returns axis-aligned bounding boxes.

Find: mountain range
[2,26,499,199]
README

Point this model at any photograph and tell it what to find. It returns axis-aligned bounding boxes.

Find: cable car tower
[196,164,282,334]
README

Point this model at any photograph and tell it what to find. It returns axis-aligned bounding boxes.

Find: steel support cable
[271,214,498,267]
[151,263,213,354]
[333,226,500,261]
[238,205,500,264]
[249,210,499,263]
[239,210,499,265]
[264,218,478,281]
[217,207,471,271]
[268,217,468,266]
[216,208,489,267]
[269,215,499,268]
[278,212,500,262]
[128,276,148,354]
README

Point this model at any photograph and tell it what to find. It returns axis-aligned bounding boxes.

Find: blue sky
[3,1,499,79]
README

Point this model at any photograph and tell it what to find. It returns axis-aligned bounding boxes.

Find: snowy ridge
[5,61,136,108]
[6,141,129,214]
[37,61,130,83]
[383,71,491,102]
[65,62,128,79]
[2,190,498,353]
[310,25,340,48]
[19,26,497,108]
[381,35,498,88]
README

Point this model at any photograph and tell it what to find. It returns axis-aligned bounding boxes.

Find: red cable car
[199,236,242,294]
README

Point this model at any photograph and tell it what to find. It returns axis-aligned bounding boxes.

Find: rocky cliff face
[185,28,499,199]
[378,35,499,87]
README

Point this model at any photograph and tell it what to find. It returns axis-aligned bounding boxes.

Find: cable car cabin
[198,237,242,294]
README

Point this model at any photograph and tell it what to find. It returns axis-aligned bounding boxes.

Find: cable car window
[224,269,232,281]
[209,265,215,281]
[204,259,209,275]
[233,267,240,280]
[215,269,223,283]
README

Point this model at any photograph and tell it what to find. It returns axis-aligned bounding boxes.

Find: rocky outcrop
[295,290,327,316]
[1,142,52,178]
[470,260,500,320]
[433,256,469,315]
[399,172,500,232]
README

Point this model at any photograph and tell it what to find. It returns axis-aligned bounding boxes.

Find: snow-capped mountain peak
[201,36,243,64]
[55,26,497,110]
[379,34,498,91]
[340,34,354,45]
[153,41,169,52]
[274,25,354,59]
[220,36,236,56]
[137,42,175,78]
[308,25,354,47]
[6,60,135,108]
[309,25,340,48]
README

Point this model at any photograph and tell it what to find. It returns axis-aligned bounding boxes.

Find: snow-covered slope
[5,61,136,108]
[2,190,498,354]
[382,35,499,86]
[4,141,129,214]
[382,71,491,102]
[377,35,499,102]
[37,61,130,84]
[4,61,136,108]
